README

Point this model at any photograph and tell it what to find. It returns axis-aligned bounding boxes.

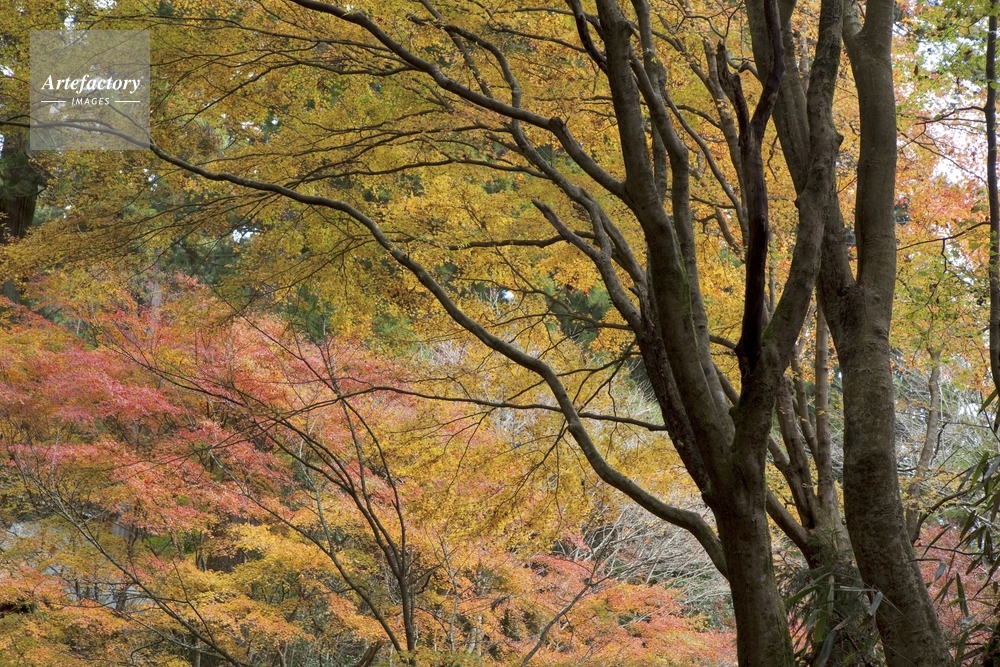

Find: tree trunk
[776,343,878,664]
[808,307,879,665]
[988,2,1000,417]
[717,391,796,667]
[906,349,941,541]
[838,328,951,666]
[715,491,795,667]
[829,2,952,661]
[804,505,876,665]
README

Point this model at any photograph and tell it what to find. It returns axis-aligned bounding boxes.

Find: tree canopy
[4,0,1000,665]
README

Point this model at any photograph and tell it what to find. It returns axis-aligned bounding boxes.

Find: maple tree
[10,0,1000,663]
[70,0,919,663]
[0,273,736,666]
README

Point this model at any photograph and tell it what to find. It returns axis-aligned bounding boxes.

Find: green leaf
[957,573,970,618]
[868,591,884,616]
[816,630,836,667]
[981,388,998,414]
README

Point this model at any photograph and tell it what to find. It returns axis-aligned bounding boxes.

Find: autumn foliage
[0,273,734,666]
[10,0,1000,662]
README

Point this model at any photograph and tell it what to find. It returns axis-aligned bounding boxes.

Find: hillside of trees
[5,0,1000,665]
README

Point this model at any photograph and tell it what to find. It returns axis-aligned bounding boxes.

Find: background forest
[4,0,1000,665]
